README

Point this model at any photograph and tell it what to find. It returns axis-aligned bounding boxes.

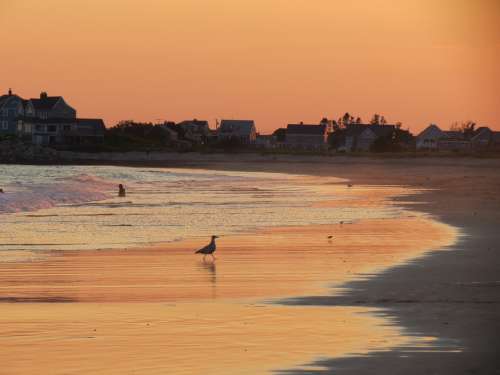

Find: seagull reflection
[199,259,217,285]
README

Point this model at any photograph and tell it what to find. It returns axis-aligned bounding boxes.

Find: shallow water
[0,165,404,252]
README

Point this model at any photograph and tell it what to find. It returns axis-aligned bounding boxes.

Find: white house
[416,124,445,150]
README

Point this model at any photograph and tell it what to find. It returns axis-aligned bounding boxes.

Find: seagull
[195,235,219,261]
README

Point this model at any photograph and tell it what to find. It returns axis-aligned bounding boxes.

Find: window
[1,121,8,130]
[47,125,57,132]
[63,125,71,131]
[35,124,44,132]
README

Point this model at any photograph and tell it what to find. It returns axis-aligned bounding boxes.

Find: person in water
[118,184,126,197]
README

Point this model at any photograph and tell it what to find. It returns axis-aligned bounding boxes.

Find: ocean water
[0,165,404,252]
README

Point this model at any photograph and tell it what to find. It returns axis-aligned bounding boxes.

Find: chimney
[8,88,12,96]
[40,91,48,99]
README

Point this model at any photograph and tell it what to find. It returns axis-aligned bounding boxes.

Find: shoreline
[103,155,500,374]
[190,156,500,374]
[1,157,499,373]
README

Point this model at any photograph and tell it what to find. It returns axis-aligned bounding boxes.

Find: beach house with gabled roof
[357,124,396,151]
[0,89,27,135]
[471,127,500,150]
[30,92,76,119]
[177,119,210,143]
[4,90,106,146]
[416,124,445,150]
[218,120,256,144]
[285,123,328,150]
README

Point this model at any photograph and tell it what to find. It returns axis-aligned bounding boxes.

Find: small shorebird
[327,235,334,239]
[195,235,219,261]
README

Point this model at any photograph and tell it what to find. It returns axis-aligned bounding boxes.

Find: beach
[194,155,500,374]
[0,157,499,374]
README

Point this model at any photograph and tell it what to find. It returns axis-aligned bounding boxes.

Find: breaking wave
[0,174,115,214]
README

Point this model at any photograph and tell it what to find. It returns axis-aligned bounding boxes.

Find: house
[18,117,105,146]
[285,123,328,150]
[357,125,395,151]
[217,120,256,144]
[416,124,446,150]
[30,92,76,119]
[255,134,274,149]
[161,122,180,142]
[437,131,471,151]
[343,124,368,152]
[6,90,105,145]
[177,119,210,143]
[0,89,26,135]
[471,127,500,150]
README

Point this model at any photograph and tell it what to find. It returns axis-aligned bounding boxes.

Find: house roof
[474,126,491,136]
[471,127,492,141]
[177,120,208,127]
[30,96,61,111]
[0,94,23,109]
[76,118,105,130]
[286,124,326,135]
[417,124,443,138]
[219,120,255,135]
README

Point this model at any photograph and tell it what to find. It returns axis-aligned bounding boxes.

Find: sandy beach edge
[71,155,500,374]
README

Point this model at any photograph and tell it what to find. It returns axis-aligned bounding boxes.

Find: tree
[450,121,476,139]
[342,112,353,126]
[370,114,381,125]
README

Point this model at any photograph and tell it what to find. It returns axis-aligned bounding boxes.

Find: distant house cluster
[416,124,500,152]
[263,121,405,152]
[137,117,500,153]
[2,88,498,153]
[0,89,105,145]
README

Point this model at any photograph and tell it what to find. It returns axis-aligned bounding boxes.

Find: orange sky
[1,0,499,133]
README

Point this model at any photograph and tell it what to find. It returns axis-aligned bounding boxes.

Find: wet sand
[179,156,500,374]
[0,173,459,374]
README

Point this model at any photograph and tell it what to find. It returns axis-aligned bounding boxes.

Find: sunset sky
[1,0,499,133]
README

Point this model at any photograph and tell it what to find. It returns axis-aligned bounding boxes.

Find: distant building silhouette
[285,122,328,150]
[0,89,105,145]
[417,124,475,151]
[217,120,256,144]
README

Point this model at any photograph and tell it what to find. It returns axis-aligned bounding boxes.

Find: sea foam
[0,174,114,214]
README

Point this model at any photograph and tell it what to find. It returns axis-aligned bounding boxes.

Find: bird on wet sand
[195,235,219,261]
